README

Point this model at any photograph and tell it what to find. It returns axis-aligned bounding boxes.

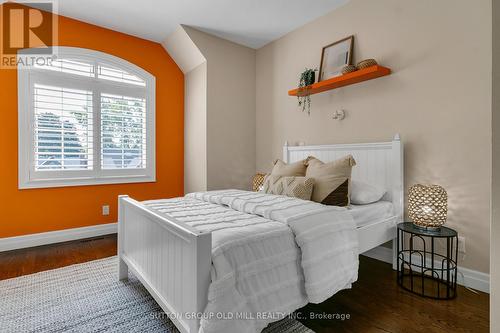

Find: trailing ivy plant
[297,68,317,115]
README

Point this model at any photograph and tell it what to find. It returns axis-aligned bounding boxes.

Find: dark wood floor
[298,258,489,333]
[0,235,117,279]
[0,234,489,332]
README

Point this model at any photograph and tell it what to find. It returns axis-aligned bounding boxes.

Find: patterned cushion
[262,176,315,200]
[305,155,356,206]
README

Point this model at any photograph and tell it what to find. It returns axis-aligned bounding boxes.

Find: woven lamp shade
[252,173,267,192]
[408,184,448,228]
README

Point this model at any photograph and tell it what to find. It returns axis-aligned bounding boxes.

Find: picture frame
[319,35,354,81]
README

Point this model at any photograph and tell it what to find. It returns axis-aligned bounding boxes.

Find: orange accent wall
[0,6,184,238]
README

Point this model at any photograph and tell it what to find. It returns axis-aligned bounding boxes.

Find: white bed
[349,201,396,228]
[117,135,403,333]
[282,134,403,254]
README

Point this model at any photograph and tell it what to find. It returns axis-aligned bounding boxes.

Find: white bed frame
[117,134,403,333]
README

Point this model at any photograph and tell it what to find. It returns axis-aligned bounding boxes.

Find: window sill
[19,174,156,190]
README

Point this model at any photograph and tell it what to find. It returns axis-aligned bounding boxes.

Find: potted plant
[297,68,317,115]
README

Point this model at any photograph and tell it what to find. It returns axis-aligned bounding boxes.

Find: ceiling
[39,0,348,49]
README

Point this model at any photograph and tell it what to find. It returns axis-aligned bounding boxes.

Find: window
[18,47,155,189]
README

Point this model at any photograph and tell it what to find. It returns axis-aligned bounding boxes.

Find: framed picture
[319,35,354,81]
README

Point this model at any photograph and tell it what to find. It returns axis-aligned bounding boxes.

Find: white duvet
[144,190,358,333]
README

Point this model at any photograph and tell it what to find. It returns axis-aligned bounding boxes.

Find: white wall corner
[161,25,206,74]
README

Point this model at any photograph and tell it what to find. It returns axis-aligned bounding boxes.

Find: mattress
[348,201,395,228]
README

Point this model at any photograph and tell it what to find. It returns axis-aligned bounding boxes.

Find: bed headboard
[283,134,404,222]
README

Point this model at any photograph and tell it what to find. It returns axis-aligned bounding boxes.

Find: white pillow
[350,180,386,205]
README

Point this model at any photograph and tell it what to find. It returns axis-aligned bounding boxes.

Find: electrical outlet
[458,236,466,253]
[102,205,110,216]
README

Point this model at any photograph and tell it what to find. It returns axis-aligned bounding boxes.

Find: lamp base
[412,222,442,232]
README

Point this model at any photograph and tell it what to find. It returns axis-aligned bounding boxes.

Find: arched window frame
[18,46,156,189]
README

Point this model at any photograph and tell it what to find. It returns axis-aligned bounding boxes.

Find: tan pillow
[305,155,356,206]
[262,176,315,201]
[270,159,307,177]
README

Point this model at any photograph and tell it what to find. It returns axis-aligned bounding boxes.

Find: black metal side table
[396,222,458,299]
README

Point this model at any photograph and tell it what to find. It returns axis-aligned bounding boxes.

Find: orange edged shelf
[288,65,391,97]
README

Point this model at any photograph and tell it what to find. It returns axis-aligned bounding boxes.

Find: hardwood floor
[0,235,117,280]
[0,234,489,332]
[297,257,489,333]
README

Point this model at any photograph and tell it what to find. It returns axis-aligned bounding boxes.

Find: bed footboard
[118,195,212,333]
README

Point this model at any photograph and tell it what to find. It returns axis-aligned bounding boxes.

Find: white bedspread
[144,190,358,333]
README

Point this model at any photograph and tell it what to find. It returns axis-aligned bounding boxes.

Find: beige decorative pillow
[270,159,307,177]
[262,176,315,201]
[305,155,356,206]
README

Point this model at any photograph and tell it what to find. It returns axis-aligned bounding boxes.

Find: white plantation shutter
[34,84,93,170]
[98,65,146,86]
[34,58,95,77]
[100,94,147,169]
[18,47,155,189]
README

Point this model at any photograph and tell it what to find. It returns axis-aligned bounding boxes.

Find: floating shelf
[288,65,391,97]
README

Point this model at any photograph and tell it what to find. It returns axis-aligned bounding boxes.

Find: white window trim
[18,47,156,189]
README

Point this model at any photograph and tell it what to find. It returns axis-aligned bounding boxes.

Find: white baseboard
[0,223,117,252]
[362,245,490,294]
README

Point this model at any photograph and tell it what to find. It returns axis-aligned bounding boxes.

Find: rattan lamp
[408,184,448,230]
[252,173,266,191]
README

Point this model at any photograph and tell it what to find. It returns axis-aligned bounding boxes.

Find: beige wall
[185,63,208,193]
[162,26,208,194]
[163,26,256,192]
[162,25,206,73]
[256,0,491,273]
[492,0,499,329]
[186,27,257,191]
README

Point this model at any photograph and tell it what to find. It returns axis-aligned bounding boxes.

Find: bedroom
[0,0,498,332]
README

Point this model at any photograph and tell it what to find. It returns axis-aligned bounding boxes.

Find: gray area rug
[0,257,314,333]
